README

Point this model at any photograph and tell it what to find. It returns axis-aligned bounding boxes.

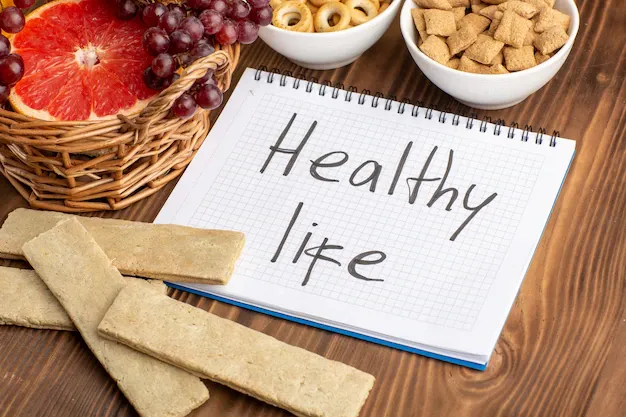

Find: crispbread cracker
[98,284,376,417]
[0,208,245,284]
[22,219,209,417]
[0,266,74,331]
[0,266,167,331]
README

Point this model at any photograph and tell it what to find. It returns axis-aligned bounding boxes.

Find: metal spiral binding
[254,67,559,147]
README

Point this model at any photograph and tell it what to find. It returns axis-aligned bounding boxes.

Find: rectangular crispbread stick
[98,284,375,417]
[22,219,209,417]
[0,266,167,331]
[0,208,245,284]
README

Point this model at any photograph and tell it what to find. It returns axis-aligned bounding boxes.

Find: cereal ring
[306,1,319,14]
[379,2,389,13]
[272,1,313,32]
[309,0,336,7]
[314,2,351,32]
[341,0,379,9]
[344,0,378,26]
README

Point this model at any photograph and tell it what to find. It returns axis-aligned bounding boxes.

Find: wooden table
[1,1,625,416]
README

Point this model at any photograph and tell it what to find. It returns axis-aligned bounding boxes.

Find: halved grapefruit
[9,0,156,121]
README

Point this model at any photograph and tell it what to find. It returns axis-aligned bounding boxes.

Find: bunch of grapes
[115,0,271,119]
[0,0,34,105]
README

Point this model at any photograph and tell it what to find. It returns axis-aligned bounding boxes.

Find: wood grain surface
[1,1,625,416]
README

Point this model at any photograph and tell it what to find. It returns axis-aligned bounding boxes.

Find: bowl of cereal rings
[258,0,402,69]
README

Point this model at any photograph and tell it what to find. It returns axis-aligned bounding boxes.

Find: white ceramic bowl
[259,0,403,70]
[399,0,580,110]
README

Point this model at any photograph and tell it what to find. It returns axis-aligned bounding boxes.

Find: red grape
[162,73,180,88]
[236,19,258,44]
[215,19,237,45]
[199,9,223,35]
[143,67,163,90]
[186,0,212,10]
[195,83,223,110]
[193,69,214,86]
[172,93,197,119]
[0,54,25,85]
[179,16,204,42]
[170,30,193,54]
[0,83,9,104]
[191,42,215,61]
[115,0,138,20]
[0,7,25,33]
[249,6,272,26]
[178,52,194,67]
[142,3,167,27]
[167,3,186,19]
[14,0,35,9]
[158,10,183,34]
[209,0,230,15]
[151,53,176,78]
[248,0,269,8]
[228,0,250,20]
[143,27,170,55]
[0,35,10,58]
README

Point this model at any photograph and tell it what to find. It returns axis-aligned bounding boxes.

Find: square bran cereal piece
[459,13,491,34]
[521,0,548,12]
[452,7,466,29]
[424,9,457,36]
[535,51,551,64]
[542,0,555,7]
[479,5,499,19]
[534,7,570,33]
[498,0,539,19]
[523,29,536,46]
[494,10,532,48]
[464,33,504,64]
[411,8,429,42]
[534,25,569,54]
[414,0,452,10]
[481,0,507,4]
[458,56,490,73]
[471,3,487,13]
[486,10,503,35]
[448,0,470,7]
[503,45,537,71]
[490,64,510,74]
[490,50,503,64]
[447,58,461,69]
[447,25,478,55]
[419,35,452,64]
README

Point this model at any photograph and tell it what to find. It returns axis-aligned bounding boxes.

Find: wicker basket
[0,38,240,212]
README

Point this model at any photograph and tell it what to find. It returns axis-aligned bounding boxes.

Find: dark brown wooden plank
[1,0,625,416]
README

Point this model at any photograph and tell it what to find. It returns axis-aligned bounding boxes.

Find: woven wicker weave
[0,43,240,212]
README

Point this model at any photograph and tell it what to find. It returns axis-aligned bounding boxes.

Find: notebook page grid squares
[188,93,543,331]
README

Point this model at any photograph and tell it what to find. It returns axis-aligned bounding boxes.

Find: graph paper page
[156,68,575,359]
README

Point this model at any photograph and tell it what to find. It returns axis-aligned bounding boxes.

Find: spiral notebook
[156,67,576,370]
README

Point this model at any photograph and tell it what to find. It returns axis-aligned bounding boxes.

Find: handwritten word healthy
[261,113,498,241]
[262,113,499,286]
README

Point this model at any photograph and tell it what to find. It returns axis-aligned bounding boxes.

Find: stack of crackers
[0,209,375,417]
[412,0,571,74]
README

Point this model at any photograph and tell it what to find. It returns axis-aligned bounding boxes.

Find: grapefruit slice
[9,0,156,121]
